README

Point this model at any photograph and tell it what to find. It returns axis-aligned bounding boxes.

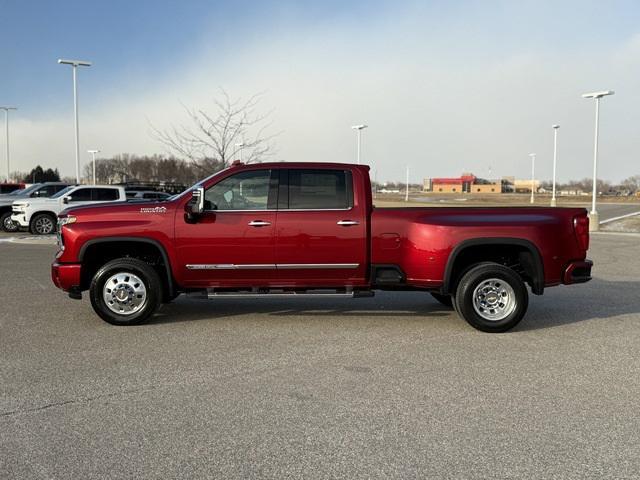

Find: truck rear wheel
[454,262,528,333]
[90,258,162,326]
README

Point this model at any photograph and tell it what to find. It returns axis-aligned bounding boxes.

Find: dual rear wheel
[432,262,529,333]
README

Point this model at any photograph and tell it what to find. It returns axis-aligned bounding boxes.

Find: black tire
[90,258,162,326]
[430,292,454,308]
[1,211,18,232]
[454,262,528,333]
[30,213,56,235]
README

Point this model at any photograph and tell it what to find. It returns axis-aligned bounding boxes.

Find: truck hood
[0,193,31,206]
[12,197,59,207]
[62,200,175,218]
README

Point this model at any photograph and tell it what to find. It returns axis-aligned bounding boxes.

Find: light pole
[88,149,100,184]
[0,106,17,182]
[405,166,409,202]
[529,153,536,204]
[234,143,245,162]
[58,58,92,184]
[351,125,368,164]
[551,125,559,207]
[582,90,614,231]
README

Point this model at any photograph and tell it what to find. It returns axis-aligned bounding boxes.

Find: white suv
[12,185,126,235]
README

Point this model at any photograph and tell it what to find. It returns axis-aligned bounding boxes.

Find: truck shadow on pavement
[151,278,640,332]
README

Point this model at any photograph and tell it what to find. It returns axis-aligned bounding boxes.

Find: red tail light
[573,214,590,252]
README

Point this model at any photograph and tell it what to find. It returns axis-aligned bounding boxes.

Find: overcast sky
[1,0,639,183]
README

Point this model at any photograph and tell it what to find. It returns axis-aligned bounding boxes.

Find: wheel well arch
[78,237,175,297]
[442,238,544,295]
[30,210,58,221]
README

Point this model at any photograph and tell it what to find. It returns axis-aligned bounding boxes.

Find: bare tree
[150,90,278,174]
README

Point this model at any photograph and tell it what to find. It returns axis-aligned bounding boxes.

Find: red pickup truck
[52,162,592,332]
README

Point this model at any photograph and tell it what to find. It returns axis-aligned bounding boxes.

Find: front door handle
[337,220,360,226]
[248,220,272,227]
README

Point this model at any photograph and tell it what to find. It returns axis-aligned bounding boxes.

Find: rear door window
[93,188,119,201]
[287,169,352,210]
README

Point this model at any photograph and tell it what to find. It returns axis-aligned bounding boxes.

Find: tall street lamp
[582,90,614,231]
[234,143,245,162]
[529,153,536,204]
[551,125,559,207]
[88,149,100,184]
[58,58,92,184]
[0,106,17,182]
[351,124,368,164]
[405,166,410,202]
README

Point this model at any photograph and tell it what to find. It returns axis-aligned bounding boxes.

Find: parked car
[0,182,69,232]
[125,190,172,201]
[52,162,592,332]
[12,185,125,235]
[0,183,25,194]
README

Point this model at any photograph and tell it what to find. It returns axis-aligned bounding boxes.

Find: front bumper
[51,261,82,294]
[562,259,593,285]
[11,212,29,227]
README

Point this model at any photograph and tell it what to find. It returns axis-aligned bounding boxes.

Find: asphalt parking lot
[1,233,640,479]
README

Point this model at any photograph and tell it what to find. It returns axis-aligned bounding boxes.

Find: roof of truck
[229,161,370,171]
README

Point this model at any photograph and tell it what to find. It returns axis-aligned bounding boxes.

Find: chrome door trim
[186,264,277,270]
[276,263,360,270]
[186,263,360,270]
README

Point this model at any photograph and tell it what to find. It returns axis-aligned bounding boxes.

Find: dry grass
[374,193,640,208]
[601,215,640,233]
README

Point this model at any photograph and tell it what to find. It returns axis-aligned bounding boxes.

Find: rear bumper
[562,259,593,285]
[51,261,82,293]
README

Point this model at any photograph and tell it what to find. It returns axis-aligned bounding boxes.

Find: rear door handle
[337,220,360,226]
[248,220,272,227]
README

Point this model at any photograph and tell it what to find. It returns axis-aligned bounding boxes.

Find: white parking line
[600,211,640,224]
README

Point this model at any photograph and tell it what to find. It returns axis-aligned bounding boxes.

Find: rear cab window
[285,169,353,210]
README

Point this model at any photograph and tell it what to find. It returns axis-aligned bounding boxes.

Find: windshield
[9,184,41,196]
[167,167,232,201]
[50,186,74,199]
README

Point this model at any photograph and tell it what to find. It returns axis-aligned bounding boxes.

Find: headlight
[58,216,77,226]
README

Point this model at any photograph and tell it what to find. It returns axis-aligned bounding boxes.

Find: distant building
[512,179,541,193]
[423,173,502,194]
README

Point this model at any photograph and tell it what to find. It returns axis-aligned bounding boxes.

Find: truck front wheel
[454,263,528,333]
[90,258,162,326]
[1,211,18,232]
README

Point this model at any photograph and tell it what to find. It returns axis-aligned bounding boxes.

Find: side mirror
[184,187,205,223]
[63,196,70,204]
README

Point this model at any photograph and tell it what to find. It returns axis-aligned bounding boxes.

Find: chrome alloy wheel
[3,215,17,232]
[103,272,147,315]
[34,216,55,234]
[472,278,517,321]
